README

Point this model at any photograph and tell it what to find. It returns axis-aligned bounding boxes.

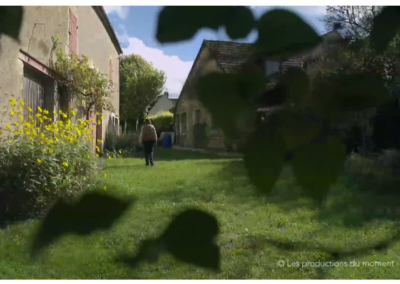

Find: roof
[203,40,255,73]
[92,6,123,54]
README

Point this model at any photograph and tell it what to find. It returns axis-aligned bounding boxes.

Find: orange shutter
[69,10,78,55]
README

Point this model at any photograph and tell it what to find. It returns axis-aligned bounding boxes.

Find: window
[265,61,281,76]
[180,113,187,134]
[109,59,114,87]
[69,10,78,55]
[23,67,45,121]
[194,109,201,124]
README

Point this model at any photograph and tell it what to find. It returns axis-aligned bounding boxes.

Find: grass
[1,148,400,279]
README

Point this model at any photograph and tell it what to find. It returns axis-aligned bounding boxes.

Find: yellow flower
[27,107,33,112]
[103,186,107,191]
[119,150,122,154]
[37,158,42,164]
[43,149,47,153]
[19,115,24,121]
[97,120,101,125]
[103,173,107,178]
[70,110,76,116]
[38,106,43,113]
[9,109,15,115]
[96,146,100,152]
[100,115,104,120]
[62,161,69,167]
[36,113,42,117]
[108,156,112,160]
[28,115,34,121]
[9,98,16,106]
[96,112,100,116]
[43,109,49,115]
[49,148,54,154]
[20,100,25,106]
[62,113,67,118]
[6,124,11,130]
[14,122,19,126]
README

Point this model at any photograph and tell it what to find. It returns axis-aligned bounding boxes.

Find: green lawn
[0,148,400,279]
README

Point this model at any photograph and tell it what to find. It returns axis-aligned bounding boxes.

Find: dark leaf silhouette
[291,138,346,202]
[244,121,286,194]
[370,6,400,54]
[197,73,244,139]
[279,110,321,151]
[0,6,23,42]
[117,209,220,271]
[225,6,255,40]
[116,239,164,268]
[280,67,310,106]
[161,209,220,271]
[31,192,134,258]
[332,73,391,111]
[157,6,254,43]
[256,9,322,59]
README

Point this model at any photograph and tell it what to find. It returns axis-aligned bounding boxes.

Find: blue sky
[104,6,327,98]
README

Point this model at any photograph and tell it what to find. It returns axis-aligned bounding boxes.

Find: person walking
[139,119,158,166]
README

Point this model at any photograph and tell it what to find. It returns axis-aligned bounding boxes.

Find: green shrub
[104,128,139,153]
[147,111,173,133]
[0,97,101,222]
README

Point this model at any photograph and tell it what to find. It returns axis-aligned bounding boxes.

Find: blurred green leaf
[256,9,322,59]
[117,209,220,271]
[332,73,391,111]
[280,67,310,106]
[291,138,346,202]
[161,209,220,271]
[244,121,286,194]
[197,73,244,138]
[370,6,400,54]
[157,6,254,43]
[225,6,255,40]
[31,191,134,258]
[279,110,321,151]
[0,6,23,42]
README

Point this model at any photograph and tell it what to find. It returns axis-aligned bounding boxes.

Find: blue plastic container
[163,133,172,148]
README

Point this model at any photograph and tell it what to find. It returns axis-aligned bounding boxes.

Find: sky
[104,6,328,99]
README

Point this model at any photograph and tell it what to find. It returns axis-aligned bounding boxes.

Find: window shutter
[109,59,114,87]
[69,10,78,55]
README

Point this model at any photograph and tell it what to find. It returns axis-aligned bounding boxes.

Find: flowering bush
[0,96,105,220]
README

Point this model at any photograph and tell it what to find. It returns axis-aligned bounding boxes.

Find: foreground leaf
[244,119,286,194]
[224,6,255,40]
[197,73,244,139]
[117,209,220,271]
[332,73,391,111]
[0,7,23,42]
[162,209,220,271]
[291,138,346,202]
[256,9,322,59]
[157,6,238,43]
[31,191,134,258]
[370,6,400,54]
[279,110,321,151]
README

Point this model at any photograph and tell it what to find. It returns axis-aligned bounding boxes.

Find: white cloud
[103,6,129,19]
[121,37,193,98]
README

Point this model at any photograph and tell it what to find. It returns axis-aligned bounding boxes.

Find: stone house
[0,6,123,150]
[174,32,376,150]
[148,91,177,117]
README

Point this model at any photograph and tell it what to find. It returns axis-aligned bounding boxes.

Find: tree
[119,54,166,130]
[323,6,383,38]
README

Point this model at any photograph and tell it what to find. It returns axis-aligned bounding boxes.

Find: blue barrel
[163,133,172,148]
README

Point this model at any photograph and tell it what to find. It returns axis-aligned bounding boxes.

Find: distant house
[148,91,178,116]
[174,32,373,150]
[0,6,123,151]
